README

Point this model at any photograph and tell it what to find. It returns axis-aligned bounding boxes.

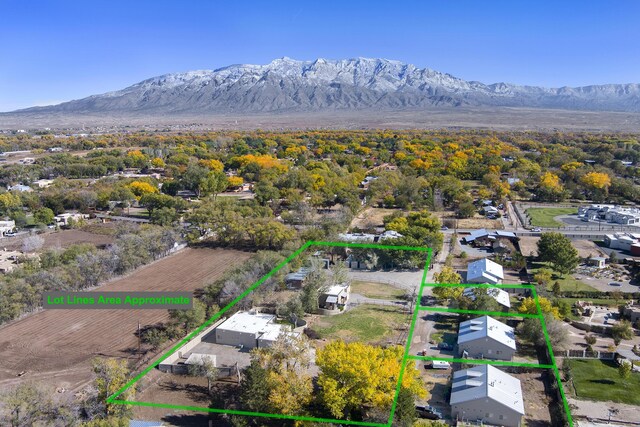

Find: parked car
[437,342,453,350]
[4,231,17,237]
[532,227,542,232]
[608,282,622,287]
[416,405,442,420]
[440,226,449,231]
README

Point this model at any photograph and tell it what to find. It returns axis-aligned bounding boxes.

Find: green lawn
[566,359,640,405]
[526,207,577,228]
[530,262,598,292]
[350,281,406,300]
[429,315,458,345]
[314,304,408,344]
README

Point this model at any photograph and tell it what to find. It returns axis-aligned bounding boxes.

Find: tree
[33,207,55,225]
[552,281,561,296]
[0,383,52,426]
[611,320,634,345]
[518,314,568,350]
[618,360,632,379]
[534,268,553,287]
[518,296,561,319]
[91,357,134,417]
[22,234,44,253]
[199,171,228,199]
[246,334,313,416]
[432,285,464,301]
[150,157,165,168]
[394,387,417,427]
[316,342,425,419]
[433,266,461,285]
[537,232,579,276]
[585,335,597,351]
[168,299,207,334]
[128,181,158,199]
[150,206,178,226]
[240,359,271,413]
[188,355,218,395]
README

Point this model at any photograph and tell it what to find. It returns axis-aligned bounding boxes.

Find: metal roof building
[466,258,505,285]
[463,287,511,308]
[450,364,525,427]
[458,315,517,361]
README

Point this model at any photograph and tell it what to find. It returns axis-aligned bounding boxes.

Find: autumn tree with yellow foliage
[581,172,611,201]
[518,296,561,319]
[316,341,425,420]
[536,172,565,202]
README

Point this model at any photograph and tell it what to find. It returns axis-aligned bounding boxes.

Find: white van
[430,360,451,370]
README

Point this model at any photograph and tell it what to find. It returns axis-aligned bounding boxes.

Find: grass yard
[526,207,577,228]
[350,280,406,300]
[429,314,458,345]
[530,262,598,292]
[313,304,408,344]
[565,359,640,405]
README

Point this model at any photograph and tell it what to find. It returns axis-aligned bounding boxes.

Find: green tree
[240,360,271,412]
[537,232,579,276]
[169,299,207,334]
[619,360,632,379]
[394,387,417,427]
[150,206,178,226]
[611,320,634,345]
[33,207,55,225]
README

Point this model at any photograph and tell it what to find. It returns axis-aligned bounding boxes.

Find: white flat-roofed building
[214,311,296,349]
[466,258,504,285]
[450,364,525,427]
[458,315,516,361]
[463,287,511,308]
[319,283,350,311]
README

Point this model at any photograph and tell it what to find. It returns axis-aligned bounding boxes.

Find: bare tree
[22,235,44,253]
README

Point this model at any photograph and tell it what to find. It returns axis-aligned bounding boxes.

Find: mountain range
[7,57,640,115]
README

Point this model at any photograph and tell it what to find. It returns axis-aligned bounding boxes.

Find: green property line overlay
[418,305,542,319]
[387,247,432,426]
[407,355,553,369]
[417,281,574,426]
[107,241,432,427]
[532,287,575,427]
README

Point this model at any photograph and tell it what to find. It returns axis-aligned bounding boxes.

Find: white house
[7,184,33,192]
[450,364,525,427]
[0,220,16,236]
[214,311,298,350]
[458,315,517,361]
[463,287,511,308]
[55,213,88,226]
[466,258,504,285]
[319,284,350,311]
[33,179,54,188]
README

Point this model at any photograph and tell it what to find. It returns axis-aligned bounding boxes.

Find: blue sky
[1,0,639,111]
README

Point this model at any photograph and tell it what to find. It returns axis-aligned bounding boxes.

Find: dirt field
[0,247,251,392]
[2,228,115,251]
[350,207,399,230]
[513,370,553,426]
[519,236,606,259]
